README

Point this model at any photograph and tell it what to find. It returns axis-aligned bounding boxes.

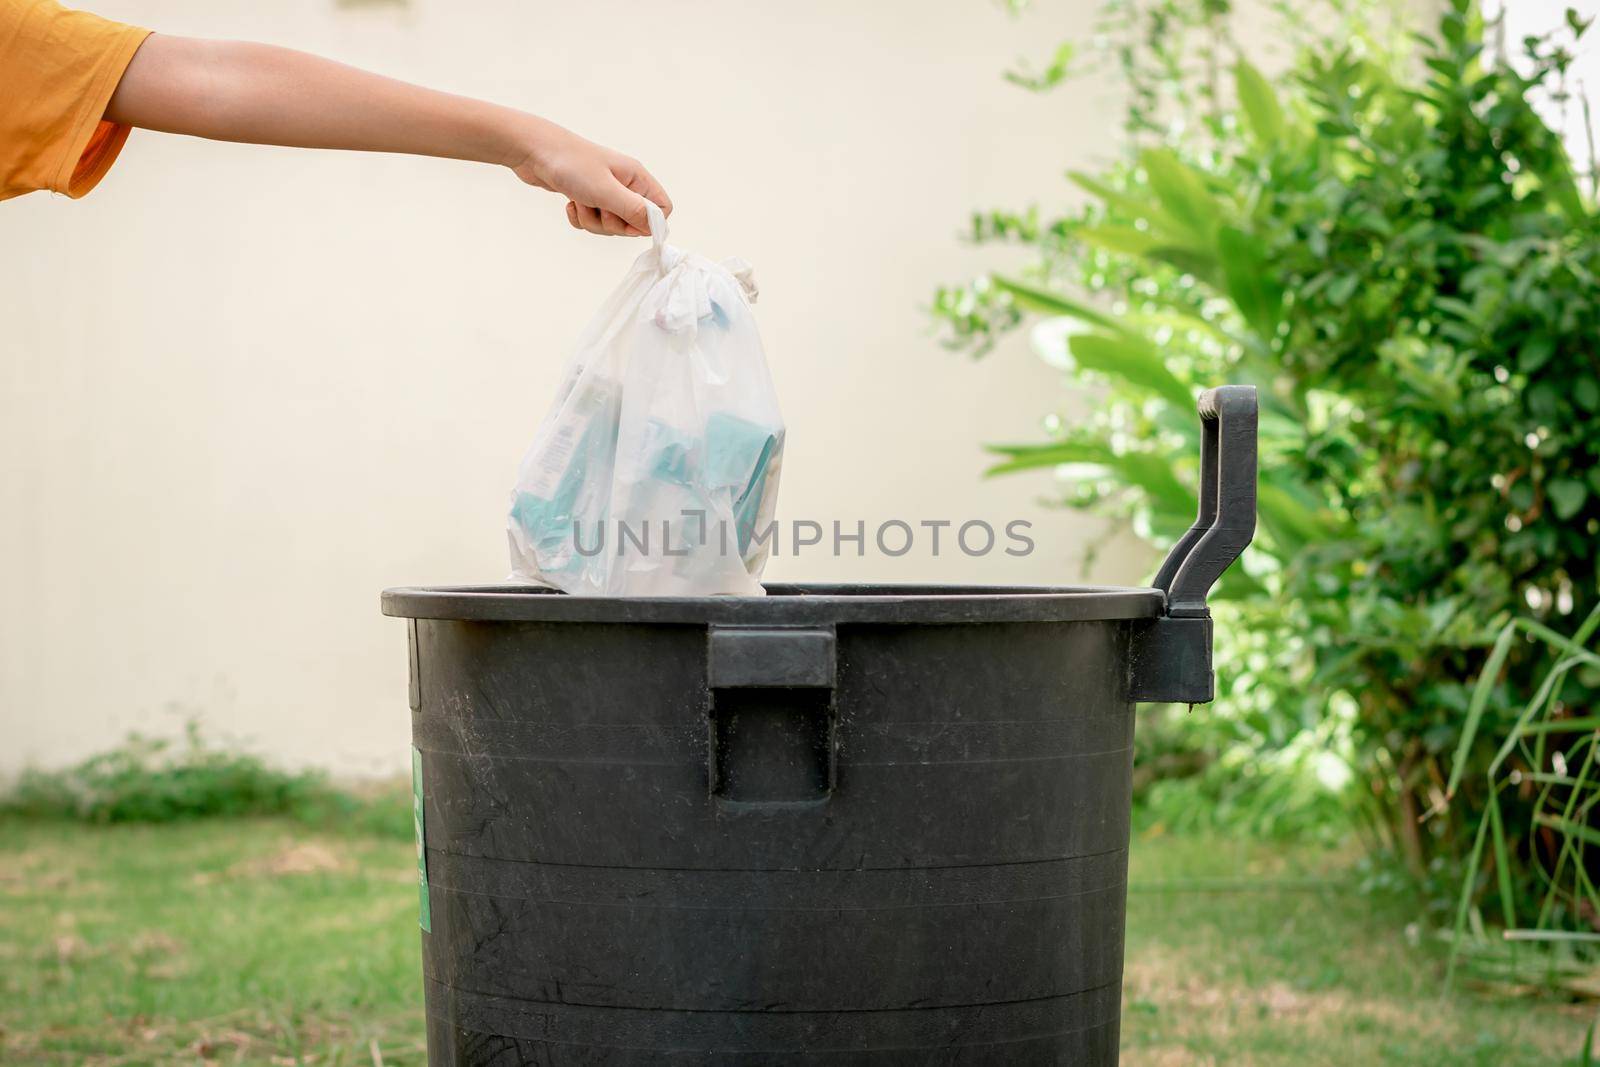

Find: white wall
[1496,0,1600,169]
[0,0,1155,776]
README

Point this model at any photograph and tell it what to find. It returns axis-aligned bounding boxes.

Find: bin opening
[381,582,1168,625]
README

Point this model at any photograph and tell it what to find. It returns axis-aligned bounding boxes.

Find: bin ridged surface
[386,584,1163,1066]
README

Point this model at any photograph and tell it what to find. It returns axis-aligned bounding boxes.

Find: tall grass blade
[1446,620,1516,798]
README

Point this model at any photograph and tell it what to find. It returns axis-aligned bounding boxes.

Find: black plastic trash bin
[383,386,1258,1065]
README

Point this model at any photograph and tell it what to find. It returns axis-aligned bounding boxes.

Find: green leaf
[1325,273,1360,306]
[1255,478,1332,557]
[1113,451,1200,517]
[1485,652,1589,781]
[1489,798,1516,929]
[1216,226,1284,341]
[1543,142,1590,224]
[1147,246,1224,288]
[1433,296,1479,322]
[1574,377,1600,412]
[1234,59,1284,145]
[1067,172,1186,238]
[983,439,1114,476]
[1519,336,1555,373]
[1004,41,1077,92]
[1067,332,1195,410]
[1446,620,1516,798]
[1515,716,1600,734]
[1517,606,1600,672]
[1068,169,1220,257]
[1139,149,1223,242]
[1549,478,1588,520]
[983,440,1194,517]
[1446,806,1494,990]
[1076,225,1161,256]
[1534,812,1600,849]
[988,276,1122,332]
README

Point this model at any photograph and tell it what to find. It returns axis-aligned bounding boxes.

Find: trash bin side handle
[1155,385,1258,618]
[1129,385,1257,705]
[706,626,838,804]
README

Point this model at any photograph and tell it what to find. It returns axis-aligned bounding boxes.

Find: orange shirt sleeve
[0,0,150,201]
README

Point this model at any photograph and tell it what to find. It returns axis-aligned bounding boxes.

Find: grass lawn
[0,816,1589,1065]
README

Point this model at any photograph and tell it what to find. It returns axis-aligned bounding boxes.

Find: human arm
[104,34,670,236]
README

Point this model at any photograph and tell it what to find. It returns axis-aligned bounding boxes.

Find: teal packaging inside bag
[704,412,783,559]
[511,376,621,575]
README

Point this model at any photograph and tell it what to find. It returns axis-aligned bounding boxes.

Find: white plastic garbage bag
[507,204,783,596]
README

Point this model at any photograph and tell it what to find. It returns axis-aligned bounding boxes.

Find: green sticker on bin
[412,745,431,933]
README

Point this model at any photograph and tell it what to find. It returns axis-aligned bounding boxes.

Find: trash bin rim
[381,583,1164,624]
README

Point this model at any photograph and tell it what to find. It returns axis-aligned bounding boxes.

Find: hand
[507,117,672,238]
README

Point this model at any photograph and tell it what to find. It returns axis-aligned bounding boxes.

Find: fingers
[565,200,647,237]
[621,160,672,218]
[602,208,646,237]
[591,179,655,236]
[603,155,670,236]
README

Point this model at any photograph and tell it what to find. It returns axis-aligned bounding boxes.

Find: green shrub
[936,0,1600,910]
[1,722,411,840]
